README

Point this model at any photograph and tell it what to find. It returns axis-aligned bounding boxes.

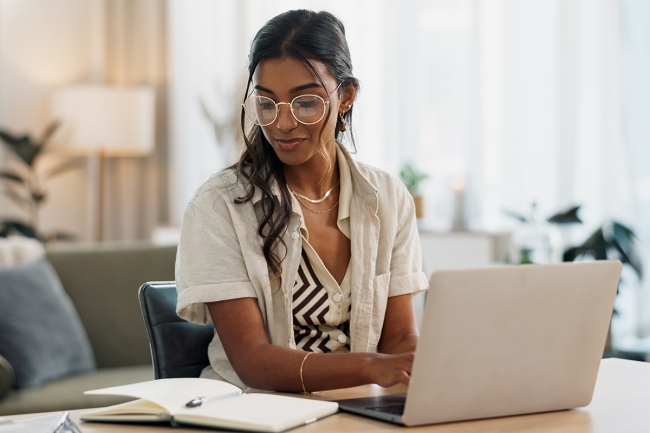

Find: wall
[0,0,104,240]
[0,0,168,242]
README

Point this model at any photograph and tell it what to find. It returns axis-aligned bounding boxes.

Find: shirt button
[332,293,343,303]
[337,334,347,344]
[291,232,299,240]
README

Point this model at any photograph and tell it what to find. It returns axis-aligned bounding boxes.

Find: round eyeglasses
[242,83,342,127]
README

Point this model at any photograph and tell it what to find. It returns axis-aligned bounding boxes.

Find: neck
[284,143,339,197]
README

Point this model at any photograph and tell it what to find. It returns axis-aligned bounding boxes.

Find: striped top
[292,250,351,352]
[290,146,353,353]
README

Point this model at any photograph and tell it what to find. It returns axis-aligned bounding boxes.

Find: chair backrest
[138,281,214,379]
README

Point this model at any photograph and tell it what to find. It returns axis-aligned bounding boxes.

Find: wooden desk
[7,358,650,432]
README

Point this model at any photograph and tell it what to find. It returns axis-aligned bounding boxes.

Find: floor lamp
[50,85,155,241]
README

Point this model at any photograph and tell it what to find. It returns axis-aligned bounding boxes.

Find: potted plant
[505,205,644,354]
[399,163,428,219]
[0,122,81,240]
[563,218,643,354]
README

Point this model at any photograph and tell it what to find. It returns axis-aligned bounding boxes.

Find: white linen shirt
[175,143,429,389]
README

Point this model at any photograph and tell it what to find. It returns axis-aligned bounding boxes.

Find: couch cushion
[46,242,177,368]
[0,258,96,389]
[0,364,153,415]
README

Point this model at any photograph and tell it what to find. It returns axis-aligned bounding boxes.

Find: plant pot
[412,195,424,219]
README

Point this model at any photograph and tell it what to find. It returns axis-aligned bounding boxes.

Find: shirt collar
[336,145,352,239]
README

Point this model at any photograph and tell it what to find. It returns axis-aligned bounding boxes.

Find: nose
[275,102,298,132]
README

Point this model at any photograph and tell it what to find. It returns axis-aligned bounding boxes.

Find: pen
[185,390,242,407]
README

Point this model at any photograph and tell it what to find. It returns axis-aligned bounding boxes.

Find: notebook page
[175,394,338,432]
[85,378,242,414]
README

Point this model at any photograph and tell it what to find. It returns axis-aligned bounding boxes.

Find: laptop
[338,260,622,426]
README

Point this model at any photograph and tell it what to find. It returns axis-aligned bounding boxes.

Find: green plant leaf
[562,219,643,319]
[0,221,41,240]
[502,208,527,223]
[399,163,428,194]
[0,172,25,184]
[0,121,61,166]
[37,120,61,151]
[32,190,46,203]
[589,230,609,260]
[0,130,38,165]
[2,187,27,207]
[562,221,644,280]
[519,249,534,264]
[608,222,643,279]
[548,205,582,224]
[563,246,581,262]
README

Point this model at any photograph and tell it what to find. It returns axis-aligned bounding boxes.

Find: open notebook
[81,378,338,433]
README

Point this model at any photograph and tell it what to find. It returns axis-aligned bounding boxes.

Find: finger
[400,358,413,374]
[399,371,410,386]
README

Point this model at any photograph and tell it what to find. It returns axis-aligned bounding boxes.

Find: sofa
[0,241,177,415]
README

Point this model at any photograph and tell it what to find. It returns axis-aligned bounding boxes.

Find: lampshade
[50,85,155,156]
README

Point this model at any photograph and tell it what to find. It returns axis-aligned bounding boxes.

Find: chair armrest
[0,354,15,400]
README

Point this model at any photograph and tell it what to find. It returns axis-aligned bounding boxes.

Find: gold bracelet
[300,352,314,394]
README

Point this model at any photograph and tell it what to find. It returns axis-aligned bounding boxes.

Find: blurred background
[1,0,649,352]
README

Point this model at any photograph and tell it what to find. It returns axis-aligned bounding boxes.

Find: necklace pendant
[289,181,340,204]
[295,196,340,214]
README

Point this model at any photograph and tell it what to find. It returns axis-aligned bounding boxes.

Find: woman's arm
[207,298,413,392]
[377,294,419,354]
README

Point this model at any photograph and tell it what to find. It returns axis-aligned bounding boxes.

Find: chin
[274,150,316,167]
[270,141,315,164]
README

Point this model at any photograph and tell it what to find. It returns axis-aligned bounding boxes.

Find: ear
[338,84,357,113]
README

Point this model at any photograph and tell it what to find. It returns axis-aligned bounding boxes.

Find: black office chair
[138,281,214,379]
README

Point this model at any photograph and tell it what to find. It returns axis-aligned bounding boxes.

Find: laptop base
[337,394,406,425]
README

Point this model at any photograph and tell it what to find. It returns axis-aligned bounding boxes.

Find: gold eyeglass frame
[242,82,343,127]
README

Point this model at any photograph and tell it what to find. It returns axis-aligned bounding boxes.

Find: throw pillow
[0,258,96,389]
[0,236,45,269]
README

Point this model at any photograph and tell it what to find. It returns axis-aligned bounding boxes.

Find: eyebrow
[254,82,323,94]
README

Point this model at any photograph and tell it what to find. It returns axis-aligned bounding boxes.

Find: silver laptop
[338,261,622,426]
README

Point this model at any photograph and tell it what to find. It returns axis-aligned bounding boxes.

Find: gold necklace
[288,181,340,204]
[293,193,339,214]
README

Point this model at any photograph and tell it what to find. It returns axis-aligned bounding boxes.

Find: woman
[176,9,428,393]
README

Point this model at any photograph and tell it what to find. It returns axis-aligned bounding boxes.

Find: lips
[275,138,305,151]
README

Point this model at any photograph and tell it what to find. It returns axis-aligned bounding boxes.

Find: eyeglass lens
[244,95,326,126]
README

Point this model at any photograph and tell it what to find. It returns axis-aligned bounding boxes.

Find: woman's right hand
[366,352,414,387]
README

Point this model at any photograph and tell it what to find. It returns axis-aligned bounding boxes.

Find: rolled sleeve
[389,271,429,297]
[176,194,257,325]
[388,184,429,298]
[177,282,256,324]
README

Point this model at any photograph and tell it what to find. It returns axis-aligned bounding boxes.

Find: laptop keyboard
[363,404,405,416]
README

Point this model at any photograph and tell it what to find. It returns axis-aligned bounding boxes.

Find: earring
[338,112,347,132]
